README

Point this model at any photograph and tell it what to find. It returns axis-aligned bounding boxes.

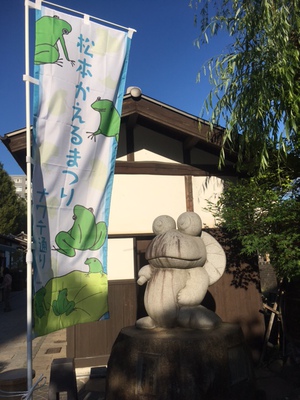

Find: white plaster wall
[133,149,180,163]
[192,176,224,228]
[107,175,225,280]
[107,238,134,280]
[109,174,186,234]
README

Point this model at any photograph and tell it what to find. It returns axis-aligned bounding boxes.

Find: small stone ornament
[136,212,226,329]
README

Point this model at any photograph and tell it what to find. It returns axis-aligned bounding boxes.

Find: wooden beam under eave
[185,176,194,212]
[138,104,206,140]
[126,112,138,131]
[121,97,138,116]
[125,113,138,162]
[131,98,224,146]
[183,136,200,151]
[114,161,237,177]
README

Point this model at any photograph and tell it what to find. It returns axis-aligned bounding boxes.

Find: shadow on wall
[204,228,265,362]
[205,227,261,290]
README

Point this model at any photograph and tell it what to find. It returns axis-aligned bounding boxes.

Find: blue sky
[0,0,228,175]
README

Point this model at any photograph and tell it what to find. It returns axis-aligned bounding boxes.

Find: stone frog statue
[136,212,226,330]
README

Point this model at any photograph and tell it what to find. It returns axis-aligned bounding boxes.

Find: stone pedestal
[105,323,256,400]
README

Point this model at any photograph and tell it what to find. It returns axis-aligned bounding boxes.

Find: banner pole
[24,0,33,394]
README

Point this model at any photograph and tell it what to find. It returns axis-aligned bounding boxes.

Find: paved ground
[1,289,300,399]
[0,290,105,399]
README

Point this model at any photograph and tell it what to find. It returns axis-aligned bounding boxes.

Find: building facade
[10,175,28,198]
[1,89,265,364]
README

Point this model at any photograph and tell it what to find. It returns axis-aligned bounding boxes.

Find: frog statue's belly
[144,268,188,328]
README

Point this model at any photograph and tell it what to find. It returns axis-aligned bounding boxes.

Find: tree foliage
[191,0,300,173]
[0,163,27,235]
[208,172,300,280]
[190,0,300,279]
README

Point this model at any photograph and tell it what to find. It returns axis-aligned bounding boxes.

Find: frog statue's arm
[177,267,210,306]
[137,264,153,286]
[177,231,226,307]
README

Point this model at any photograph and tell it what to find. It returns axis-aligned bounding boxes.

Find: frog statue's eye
[177,212,202,236]
[152,215,176,235]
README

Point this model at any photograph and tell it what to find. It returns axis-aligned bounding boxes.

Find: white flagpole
[24,0,33,394]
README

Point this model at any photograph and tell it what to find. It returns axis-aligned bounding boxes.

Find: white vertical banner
[32,5,133,336]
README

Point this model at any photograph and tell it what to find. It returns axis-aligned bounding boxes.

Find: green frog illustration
[87,98,120,142]
[52,288,75,316]
[85,257,104,274]
[34,287,47,318]
[54,205,107,257]
[33,270,109,335]
[34,15,75,66]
